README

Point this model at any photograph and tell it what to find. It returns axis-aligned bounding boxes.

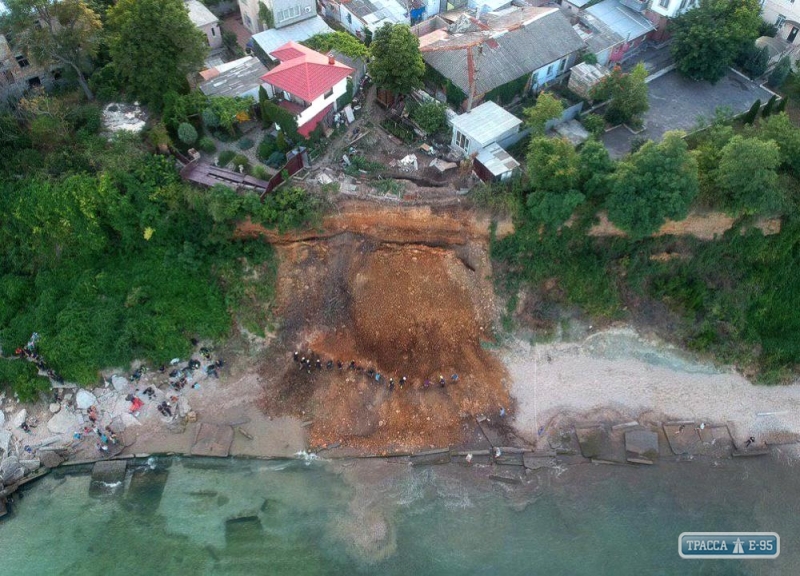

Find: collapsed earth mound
[255,203,510,451]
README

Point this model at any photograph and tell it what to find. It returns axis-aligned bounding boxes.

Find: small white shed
[449,101,523,157]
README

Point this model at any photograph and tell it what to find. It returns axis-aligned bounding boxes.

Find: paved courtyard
[602,69,774,158]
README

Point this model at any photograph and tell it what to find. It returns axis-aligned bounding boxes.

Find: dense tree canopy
[4,0,102,100]
[368,23,425,95]
[524,92,563,136]
[592,63,649,128]
[717,136,782,214]
[606,132,698,238]
[670,0,762,83]
[106,0,207,108]
[303,31,369,59]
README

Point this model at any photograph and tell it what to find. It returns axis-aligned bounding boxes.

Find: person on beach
[316,359,322,370]
[327,360,333,370]
[337,360,343,370]
[424,379,430,389]
[439,375,446,388]
[349,360,356,370]
[388,378,395,392]
[293,351,300,362]
[399,376,407,389]
[451,374,458,382]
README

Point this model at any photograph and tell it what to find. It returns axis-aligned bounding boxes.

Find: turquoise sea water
[2,454,799,575]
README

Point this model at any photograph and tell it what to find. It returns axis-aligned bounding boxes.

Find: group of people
[292,350,459,392]
[14,332,64,384]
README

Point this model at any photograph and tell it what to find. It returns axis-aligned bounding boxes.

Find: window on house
[244,14,252,27]
[15,55,29,68]
[27,76,41,88]
[658,0,669,7]
[455,130,468,151]
[212,26,216,36]
[324,88,333,99]
[546,63,555,77]
[347,12,352,24]
[3,70,13,84]
[679,0,688,9]
[777,14,787,28]
[558,58,567,73]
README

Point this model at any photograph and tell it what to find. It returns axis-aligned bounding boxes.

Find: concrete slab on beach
[576,425,626,463]
[191,423,234,457]
[664,423,702,455]
[625,430,659,463]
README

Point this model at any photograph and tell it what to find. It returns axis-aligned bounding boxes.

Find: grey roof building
[419,7,586,106]
[585,0,655,43]
[199,56,268,100]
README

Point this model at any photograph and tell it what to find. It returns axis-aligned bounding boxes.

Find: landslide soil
[246,201,510,452]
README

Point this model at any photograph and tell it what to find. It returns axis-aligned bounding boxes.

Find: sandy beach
[505,327,800,448]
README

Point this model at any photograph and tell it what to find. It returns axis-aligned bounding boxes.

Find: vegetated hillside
[484,112,800,383]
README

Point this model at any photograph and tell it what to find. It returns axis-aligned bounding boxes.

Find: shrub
[67,105,103,134]
[257,136,277,161]
[217,149,236,167]
[0,358,51,402]
[276,131,290,152]
[251,164,271,180]
[238,137,254,150]
[202,108,220,128]
[768,57,791,89]
[583,53,598,65]
[411,100,448,134]
[762,95,778,117]
[266,150,285,168]
[581,113,606,137]
[177,122,198,145]
[231,153,250,171]
[736,44,769,79]
[775,97,788,114]
[197,136,216,153]
[742,99,761,124]
[148,122,172,148]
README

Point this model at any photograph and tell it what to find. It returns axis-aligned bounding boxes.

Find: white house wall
[201,22,223,49]
[295,76,349,128]
[339,5,366,35]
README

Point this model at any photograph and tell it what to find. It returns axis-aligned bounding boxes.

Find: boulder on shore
[75,390,97,410]
[39,451,65,469]
[47,408,81,435]
[11,409,27,429]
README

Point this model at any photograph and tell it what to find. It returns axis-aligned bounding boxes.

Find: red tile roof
[297,103,333,137]
[261,41,354,102]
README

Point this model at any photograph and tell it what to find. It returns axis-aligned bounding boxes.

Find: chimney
[328,53,335,65]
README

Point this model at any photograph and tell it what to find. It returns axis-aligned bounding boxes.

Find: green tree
[735,44,769,78]
[5,0,102,101]
[742,99,761,124]
[578,138,615,199]
[526,137,585,226]
[759,112,800,174]
[693,121,734,201]
[523,92,563,136]
[411,100,448,134]
[303,31,369,59]
[761,94,777,117]
[106,0,207,108]
[592,63,649,128]
[368,23,425,96]
[716,135,782,214]
[670,0,762,83]
[208,96,254,135]
[177,122,197,145]
[768,57,792,88]
[606,132,698,238]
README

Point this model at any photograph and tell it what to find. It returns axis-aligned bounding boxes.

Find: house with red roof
[260,42,354,138]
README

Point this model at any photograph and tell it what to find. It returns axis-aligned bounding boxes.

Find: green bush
[276,131,290,152]
[255,186,321,232]
[251,164,271,180]
[197,136,216,153]
[768,57,791,89]
[257,136,277,161]
[581,113,606,137]
[411,100,448,134]
[0,358,51,402]
[202,108,220,128]
[266,150,285,168]
[218,149,236,167]
[583,53,598,65]
[67,105,103,134]
[742,99,761,124]
[762,95,778,117]
[178,122,198,145]
[238,137,255,150]
[231,153,250,171]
